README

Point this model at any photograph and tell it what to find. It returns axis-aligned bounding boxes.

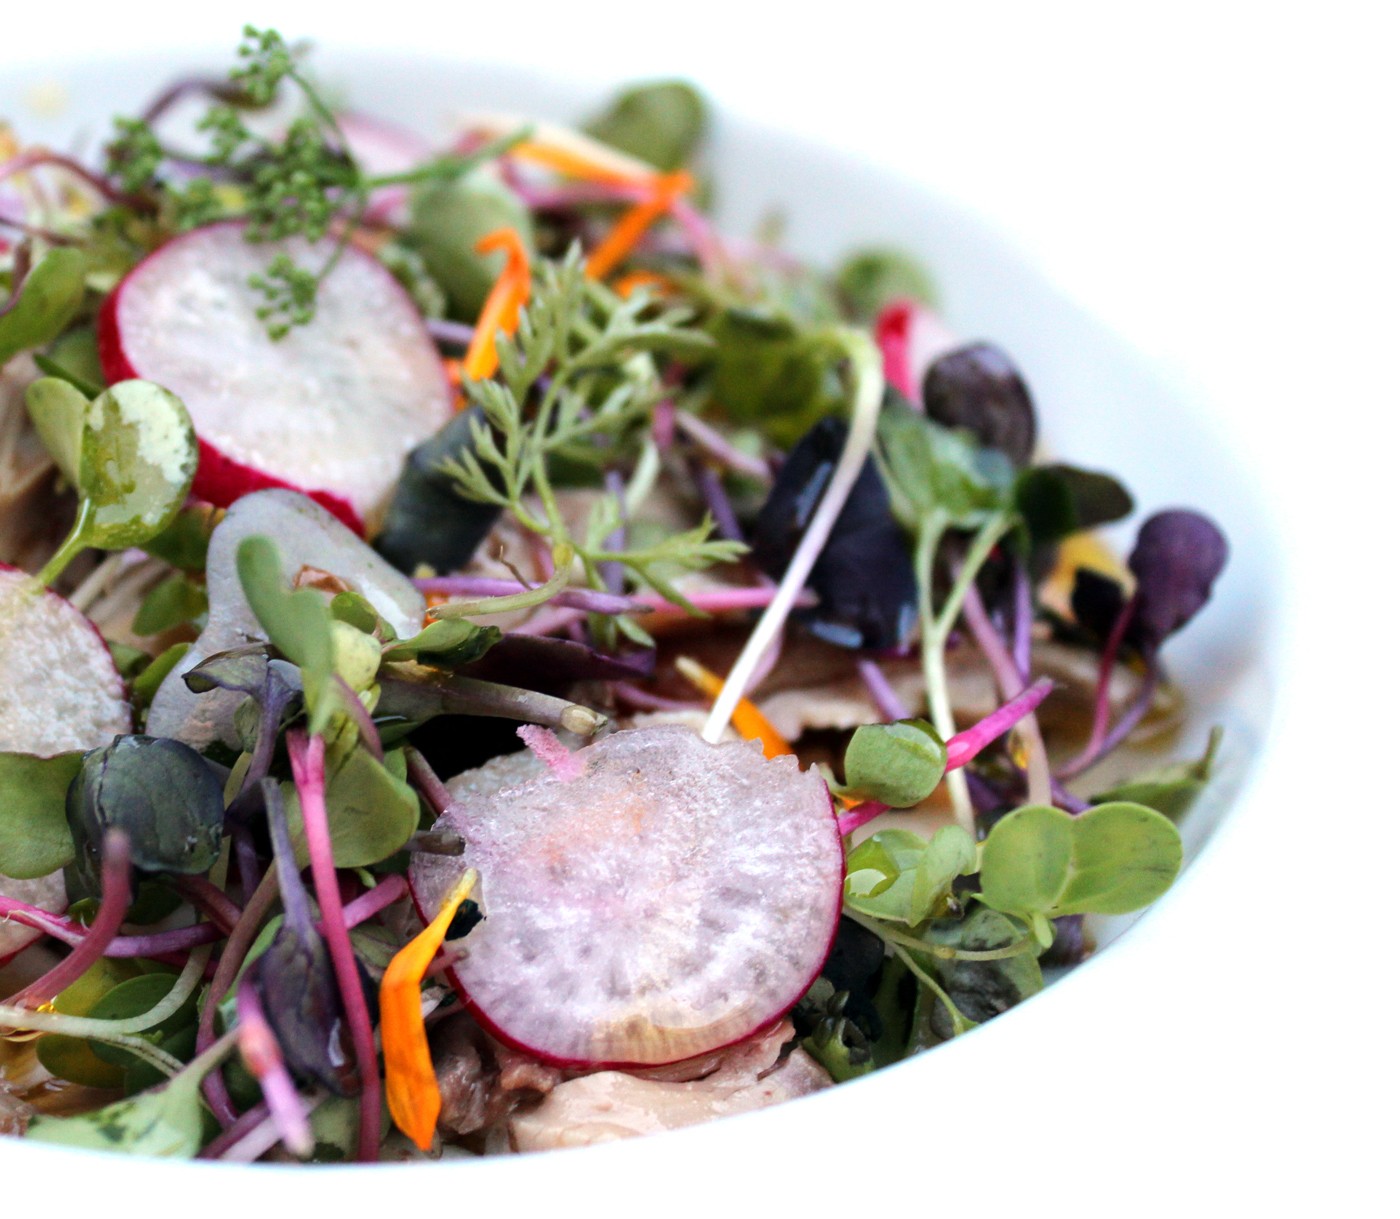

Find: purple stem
[426,317,476,347]
[0,897,224,958]
[1012,566,1034,682]
[1057,593,1142,777]
[0,150,145,209]
[195,865,282,1127]
[236,977,313,1158]
[168,876,242,935]
[340,875,409,929]
[673,410,772,480]
[613,682,703,712]
[413,575,648,615]
[288,731,381,1164]
[691,461,745,543]
[836,800,887,836]
[4,832,131,1007]
[600,470,628,596]
[404,746,454,818]
[334,675,384,762]
[196,1101,271,1160]
[1057,666,1160,781]
[857,658,912,722]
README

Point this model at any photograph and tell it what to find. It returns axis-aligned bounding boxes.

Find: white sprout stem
[702,331,884,743]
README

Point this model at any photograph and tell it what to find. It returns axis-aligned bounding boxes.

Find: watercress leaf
[706,307,847,447]
[978,801,1182,918]
[23,375,88,484]
[329,590,382,635]
[0,247,87,366]
[1127,510,1230,651]
[78,381,199,549]
[132,573,208,637]
[25,1067,206,1156]
[915,907,1043,1044]
[835,247,936,322]
[382,619,500,667]
[236,534,335,733]
[921,342,1037,467]
[141,504,219,572]
[34,958,143,1088]
[284,747,419,868]
[585,80,707,171]
[65,736,225,899]
[88,972,200,1070]
[877,402,1015,530]
[1091,726,1223,821]
[907,826,979,924]
[0,751,82,878]
[843,719,948,808]
[844,829,932,924]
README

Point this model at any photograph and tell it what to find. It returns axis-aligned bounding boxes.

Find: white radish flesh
[98,222,454,531]
[146,489,425,751]
[410,725,843,1069]
[0,565,131,961]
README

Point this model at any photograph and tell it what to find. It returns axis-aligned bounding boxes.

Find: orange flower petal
[585,171,694,282]
[675,655,793,760]
[381,869,478,1151]
[461,228,532,387]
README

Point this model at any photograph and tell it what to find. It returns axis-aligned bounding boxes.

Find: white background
[2,3,1394,1214]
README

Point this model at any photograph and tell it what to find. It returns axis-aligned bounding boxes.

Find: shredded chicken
[507,1019,830,1152]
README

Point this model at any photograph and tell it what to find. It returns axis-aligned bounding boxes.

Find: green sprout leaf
[284,746,420,868]
[844,826,977,926]
[585,80,708,172]
[24,376,88,484]
[0,751,83,878]
[382,618,500,667]
[1092,727,1223,821]
[834,247,936,322]
[35,958,143,1089]
[236,534,338,735]
[877,401,1015,531]
[978,801,1183,919]
[0,247,88,366]
[842,718,948,808]
[132,573,208,637]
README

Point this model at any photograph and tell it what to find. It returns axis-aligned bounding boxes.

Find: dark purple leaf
[752,417,917,651]
[462,633,654,690]
[922,342,1037,466]
[1127,509,1228,650]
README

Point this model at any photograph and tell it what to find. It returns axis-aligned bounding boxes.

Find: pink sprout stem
[856,658,913,722]
[196,1101,271,1160]
[340,875,409,929]
[673,410,773,480]
[236,977,313,1158]
[1057,594,1141,778]
[404,746,454,818]
[5,832,131,1009]
[0,150,145,208]
[288,730,381,1163]
[0,897,224,958]
[169,875,242,935]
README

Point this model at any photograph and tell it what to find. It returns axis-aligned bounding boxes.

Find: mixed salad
[0,28,1229,1161]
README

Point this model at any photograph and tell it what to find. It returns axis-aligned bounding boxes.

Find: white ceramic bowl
[1,37,1293,1214]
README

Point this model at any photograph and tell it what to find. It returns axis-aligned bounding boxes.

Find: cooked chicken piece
[508,1020,829,1151]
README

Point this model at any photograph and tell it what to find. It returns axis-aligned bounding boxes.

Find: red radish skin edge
[96,221,457,535]
[405,779,844,1073]
[96,291,364,533]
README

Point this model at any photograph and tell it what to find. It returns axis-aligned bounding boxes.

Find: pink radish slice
[0,564,131,962]
[98,221,454,533]
[410,725,844,1069]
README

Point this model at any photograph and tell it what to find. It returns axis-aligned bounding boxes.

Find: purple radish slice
[410,725,844,1069]
[0,564,131,962]
[97,221,454,533]
[146,489,424,751]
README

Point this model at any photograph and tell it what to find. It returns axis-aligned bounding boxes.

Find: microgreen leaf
[131,642,192,712]
[1015,463,1134,548]
[876,400,1015,531]
[844,826,976,926]
[920,342,1037,467]
[834,248,936,322]
[284,747,420,868]
[585,80,708,171]
[382,619,500,667]
[34,958,143,1089]
[0,751,83,878]
[0,247,88,366]
[236,534,337,735]
[24,375,88,484]
[842,719,948,808]
[65,736,226,900]
[1126,510,1230,653]
[87,972,200,1072]
[1092,727,1223,820]
[78,381,200,548]
[978,801,1183,919]
[132,573,208,637]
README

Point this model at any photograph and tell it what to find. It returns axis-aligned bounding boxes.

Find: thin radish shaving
[410,725,843,1068]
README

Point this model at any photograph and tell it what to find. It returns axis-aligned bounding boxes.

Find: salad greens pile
[0,27,1228,1162]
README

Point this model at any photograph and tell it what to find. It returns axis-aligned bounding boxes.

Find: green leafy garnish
[0,751,83,878]
[841,718,948,808]
[0,246,88,366]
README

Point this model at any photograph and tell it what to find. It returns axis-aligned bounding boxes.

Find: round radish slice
[410,725,843,1069]
[98,222,454,532]
[146,488,425,751]
[0,564,131,962]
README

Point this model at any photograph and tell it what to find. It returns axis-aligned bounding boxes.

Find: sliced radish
[0,564,131,962]
[98,222,454,532]
[410,725,843,1069]
[146,489,425,751]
